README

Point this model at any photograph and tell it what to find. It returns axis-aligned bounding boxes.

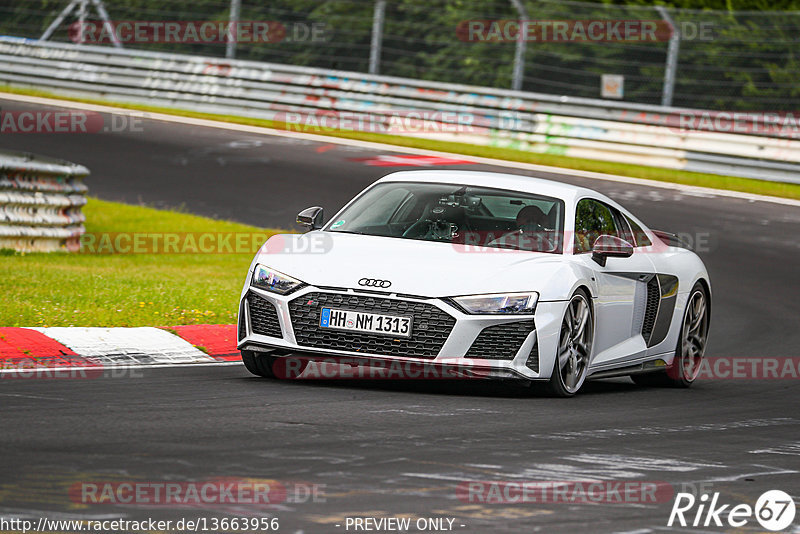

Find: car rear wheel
[545,289,594,397]
[632,282,709,388]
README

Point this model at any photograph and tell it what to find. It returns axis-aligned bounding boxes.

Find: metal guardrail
[1,37,799,184]
[0,149,88,252]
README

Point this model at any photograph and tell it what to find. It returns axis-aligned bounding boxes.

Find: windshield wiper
[329,230,368,235]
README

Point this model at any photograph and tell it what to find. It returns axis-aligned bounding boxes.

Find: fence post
[657,6,680,107]
[40,1,78,42]
[369,0,386,74]
[509,0,528,91]
[89,0,123,48]
[76,0,87,44]
[226,0,242,59]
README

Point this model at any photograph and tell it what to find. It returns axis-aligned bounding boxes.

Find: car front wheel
[241,350,277,378]
[545,289,594,397]
[241,351,311,379]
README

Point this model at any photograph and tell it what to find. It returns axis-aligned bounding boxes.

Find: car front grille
[238,298,247,341]
[287,292,455,359]
[642,277,660,342]
[248,293,283,338]
[525,337,539,373]
[465,320,534,360]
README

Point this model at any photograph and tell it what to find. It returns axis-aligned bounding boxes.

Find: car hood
[253,232,575,300]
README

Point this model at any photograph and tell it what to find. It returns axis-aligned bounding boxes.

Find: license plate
[319,308,412,338]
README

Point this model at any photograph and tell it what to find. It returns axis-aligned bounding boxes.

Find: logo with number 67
[669,489,795,530]
[756,490,796,531]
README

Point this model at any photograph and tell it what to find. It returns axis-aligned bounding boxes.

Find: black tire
[631,281,710,388]
[241,350,277,378]
[241,351,311,379]
[544,288,594,398]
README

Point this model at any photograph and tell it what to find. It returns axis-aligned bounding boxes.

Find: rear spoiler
[652,230,688,248]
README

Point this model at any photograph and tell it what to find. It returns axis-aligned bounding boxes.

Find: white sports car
[237,170,711,396]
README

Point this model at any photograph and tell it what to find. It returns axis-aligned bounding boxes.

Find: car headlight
[452,292,539,314]
[251,264,305,295]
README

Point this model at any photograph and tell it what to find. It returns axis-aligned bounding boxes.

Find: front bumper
[236,285,564,380]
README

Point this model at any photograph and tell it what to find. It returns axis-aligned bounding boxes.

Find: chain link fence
[1,0,798,110]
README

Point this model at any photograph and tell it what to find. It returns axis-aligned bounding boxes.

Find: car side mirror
[592,235,634,266]
[297,206,324,230]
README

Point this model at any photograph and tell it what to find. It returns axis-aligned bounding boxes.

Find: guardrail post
[657,6,680,107]
[40,0,122,48]
[39,0,123,48]
[509,0,528,91]
[226,0,242,59]
[369,0,386,75]
[89,0,123,48]
[40,1,76,42]
[76,0,87,43]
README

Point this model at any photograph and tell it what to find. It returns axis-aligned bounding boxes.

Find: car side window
[574,199,620,253]
[624,214,653,247]
[346,188,410,227]
[606,205,634,244]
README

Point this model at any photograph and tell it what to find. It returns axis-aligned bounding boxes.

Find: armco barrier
[1,37,799,183]
[0,150,88,252]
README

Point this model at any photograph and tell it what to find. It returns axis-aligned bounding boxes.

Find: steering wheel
[402,216,431,239]
[402,205,456,240]
[491,223,556,252]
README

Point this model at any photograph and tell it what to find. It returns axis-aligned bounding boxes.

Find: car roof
[376,170,610,204]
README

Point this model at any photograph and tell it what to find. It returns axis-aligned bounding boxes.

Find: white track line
[2,91,800,208]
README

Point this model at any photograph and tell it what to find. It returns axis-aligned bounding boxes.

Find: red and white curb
[0,325,240,375]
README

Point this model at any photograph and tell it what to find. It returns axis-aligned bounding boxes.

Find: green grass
[4,85,800,200]
[1,198,282,327]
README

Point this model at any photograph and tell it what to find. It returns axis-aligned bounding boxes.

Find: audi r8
[237,170,711,396]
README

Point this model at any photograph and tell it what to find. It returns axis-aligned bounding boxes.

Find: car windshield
[326,182,565,253]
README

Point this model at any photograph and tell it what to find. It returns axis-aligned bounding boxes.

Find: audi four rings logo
[358,278,392,288]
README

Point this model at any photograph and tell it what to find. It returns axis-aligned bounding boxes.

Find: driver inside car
[516,205,548,233]
[487,204,556,252]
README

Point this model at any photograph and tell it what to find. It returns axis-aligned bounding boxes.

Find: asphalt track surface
[1,98,799,533]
